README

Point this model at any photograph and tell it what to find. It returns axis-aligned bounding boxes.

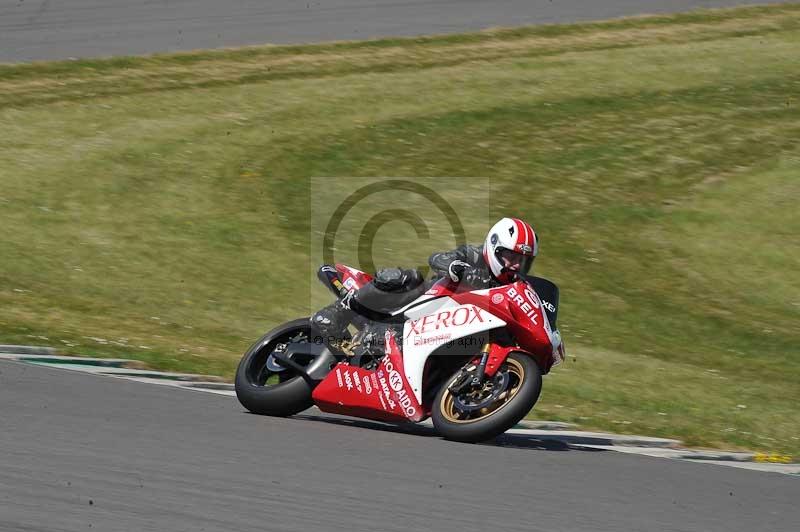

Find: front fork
[446,339,539,399]
[449,339,495,395]
[471,341,492,385]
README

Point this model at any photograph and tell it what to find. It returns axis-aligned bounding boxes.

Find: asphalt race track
[0,0,795,62]
[1,360,798,532]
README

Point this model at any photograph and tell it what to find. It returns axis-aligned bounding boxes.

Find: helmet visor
[496,248,534,275]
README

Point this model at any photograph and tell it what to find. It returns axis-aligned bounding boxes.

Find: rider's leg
[310,267,422,341]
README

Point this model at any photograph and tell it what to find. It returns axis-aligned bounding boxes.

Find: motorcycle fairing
[401,299,507,403]
[318,266,558,412]
[311,330,424,422]
[336,263,373,291]
[400,280,558,402]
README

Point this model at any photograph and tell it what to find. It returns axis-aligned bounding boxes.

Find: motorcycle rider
[429,217,538,289]
[311,217,540,341]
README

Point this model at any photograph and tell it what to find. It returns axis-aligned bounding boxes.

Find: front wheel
[432,352,542,443]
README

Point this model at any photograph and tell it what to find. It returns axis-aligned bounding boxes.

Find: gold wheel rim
[440,357,525,424]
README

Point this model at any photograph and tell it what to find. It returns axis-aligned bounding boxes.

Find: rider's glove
[448,260,470,282]
[463,266,494,287]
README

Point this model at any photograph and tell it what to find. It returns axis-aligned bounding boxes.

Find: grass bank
[1,4,798,454]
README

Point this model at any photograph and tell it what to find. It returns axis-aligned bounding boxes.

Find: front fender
[483,344,550,377]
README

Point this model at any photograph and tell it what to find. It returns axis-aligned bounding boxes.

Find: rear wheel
[432,352,542,443]
[234,318,321,417]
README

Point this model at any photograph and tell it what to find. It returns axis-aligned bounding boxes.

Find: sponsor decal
[336,367,343,388]
[506,286,539,325]
[524,288,554,336]
[395,389,416,418]
[523,288,540,309]
[405,305,485,340]
[377,390,387,410]
[363,375,373,395]
[343,370,354,391]
[352,370,363,393]
[388,370,403,392]
[518,244,533,254]
[343,277,357,290]
[491,293,504,304]
[377,369,397,410]
[383,359,417,418]
[541,299,556,313]
[413,333,452,347]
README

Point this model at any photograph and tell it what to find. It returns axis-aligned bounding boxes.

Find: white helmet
[483,217,538,282]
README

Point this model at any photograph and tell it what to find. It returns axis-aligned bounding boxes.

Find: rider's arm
[428,245,471,278]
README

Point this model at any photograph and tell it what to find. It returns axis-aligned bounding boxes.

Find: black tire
[431,352,542,443]
[234,318,319,417]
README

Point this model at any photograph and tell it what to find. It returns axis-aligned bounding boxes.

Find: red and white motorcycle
[235,263,564,442]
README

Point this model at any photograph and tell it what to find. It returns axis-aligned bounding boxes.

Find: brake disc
[452,370,510,413]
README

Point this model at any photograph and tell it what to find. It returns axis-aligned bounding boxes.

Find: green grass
[1,4,799,455]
